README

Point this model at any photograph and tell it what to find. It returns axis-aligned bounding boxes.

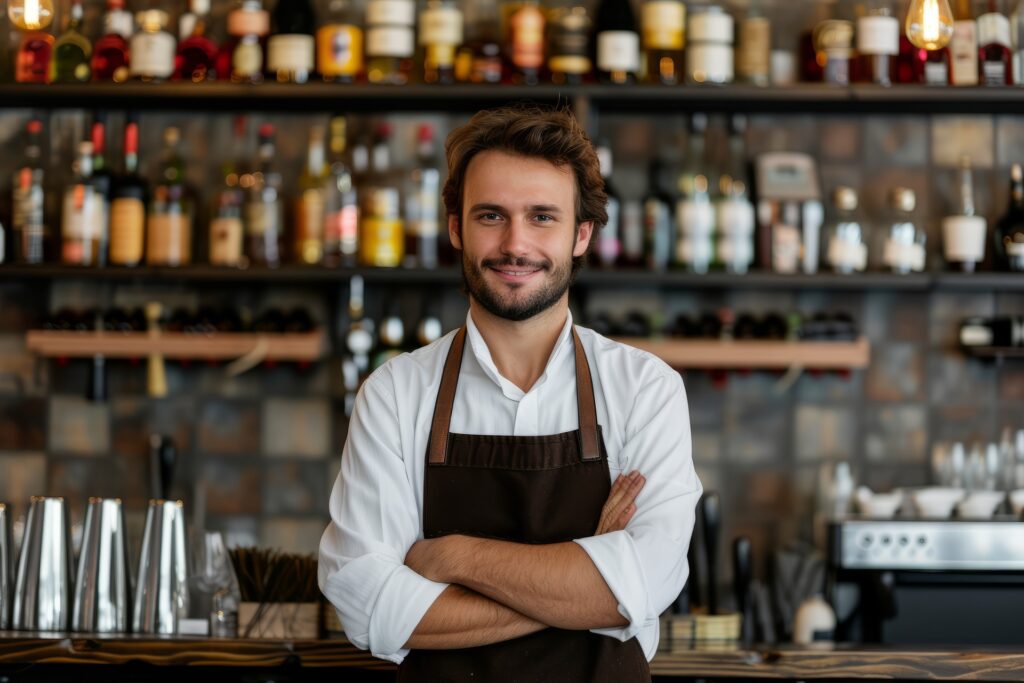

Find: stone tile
[0,334,47,396]
[747,116,819,156]
[927,351,997,405]
[794,404,857,462]
[931,403,998,444]
[196,399,260,455]
[207,515,260,549]
[264,460,330,515]
[0,283,46,332]
[725,373,781,403]
[692,430,722,463]
[818,118,862,162]
[864,117,929,168]
[928,292,995,348]
[0,397,46,451]
[263,398,330,459]
[48,457,128,532]
[862,465,930,493]
[865,343,926,402]
[996,405,1024,438]
[48,281,106,314]
[794,372,862,403]
[863,293,929,344]
[795,291,865,323]
[260,518,326,555]
[197,364,264,398]
[261,364,331,396]
[724,399,789,464]
[110,397,196,460]
[49,395,110,455]
[996,292,1024,316]
[865,404,928,463]
[1000,364,1024,402]
[200,459,262,515]
[931,116,994,168]
[0,452,46,509]
[995,116,1024,168]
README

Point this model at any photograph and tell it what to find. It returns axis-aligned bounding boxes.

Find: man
[319,106,701,681]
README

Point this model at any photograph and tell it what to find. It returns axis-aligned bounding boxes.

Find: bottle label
[883,239,926,272]
[978,13,1011,48]
[109,197,145,265]
[62,186,99,263]
[717,235,753,269]
[209,216,243,266]
[146,212,192,266]
[856,15,899,56]
[716,198,755,237]
[597,196,621,267]
[367,26,414,57]
[642,1,685,49]
[13,175,44,231]
[689,11,733,43]
[621,200,644,260]
[597,31,640,73]
[130,32,175,78]
[924,59,948,84]
[676,199,715,237]
[510,6,545,69]
[296,188,326,243]
[419,6,463,46]
[366,0,415,26]
[983,60,1007,85]
[267,34,315,73]
[325,204,359,256]
[687,43,733,83]
[951,20,979,85]
[771,223,801,273]
[360,217,404,267]
[227,8,269,36]
[942,214,986,262]
[318,25,363,76]
[244,201,282,237]
[233,40,263,76]
[827,235,867,271]
[737,16,770,79]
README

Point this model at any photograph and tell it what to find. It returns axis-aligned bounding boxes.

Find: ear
[448,214,463,251]
[572,221,594,258]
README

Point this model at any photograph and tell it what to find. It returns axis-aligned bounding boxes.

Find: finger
[605,470,640,514]
[597,474,629,531]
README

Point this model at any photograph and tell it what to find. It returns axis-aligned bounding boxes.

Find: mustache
[481,257,551,271]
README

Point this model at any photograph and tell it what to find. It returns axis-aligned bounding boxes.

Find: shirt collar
[464,309,575,401]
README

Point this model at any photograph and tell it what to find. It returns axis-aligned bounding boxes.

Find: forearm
[451,537,626,630]
[404,584,547,649]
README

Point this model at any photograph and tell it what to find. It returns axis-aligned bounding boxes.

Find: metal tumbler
[72,497,132,633]
[132,499,189,634]
[0,502,12,629]
[12,496,74,631]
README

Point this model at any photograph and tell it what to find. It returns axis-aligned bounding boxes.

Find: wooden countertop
[2,633,1024,680]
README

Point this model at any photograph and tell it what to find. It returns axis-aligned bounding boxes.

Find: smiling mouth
[490,266,542,277]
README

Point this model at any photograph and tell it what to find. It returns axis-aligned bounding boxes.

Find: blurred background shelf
[613,336,870,369]
[25,330,326,361]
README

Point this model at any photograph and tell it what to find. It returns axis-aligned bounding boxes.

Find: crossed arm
[403,471,646,649]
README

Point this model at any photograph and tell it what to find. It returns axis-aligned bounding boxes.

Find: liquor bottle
[716,115,755,275]
[404,124,442,269]
[89,116,113,266]
[685,5,733,84]
[594,0,640,84]
[896,31,925,84]
[595,141,621,268]
[209,116,247,268]
[244,124,284,267]
[91,0,133,82]
[11,0,55,83]
[641,0,685,84]
[942,156,987,271]
[995,163,1024,270]
[922,46,952,85]
[225,0,269,84]
[548,6,591,86]
[643,159,672,272]
[146,127,193,267]
[824,186,867,274]
[267,0,316,82]
[950,0,979,85]
[11,119,46,264]
[176,0,219,81]
[508,0,545,85]
[61,141,103,266]
[856,0,899,85]
[130,10,176,81]
[1014,0,1024,83]
[816,19,855,85]
[419,0,464,84]
[882,187,926,274]
[360,124,404,267]
[344,275,375,376]
[323,116,360,268]
[372,299,405,369]
[620,199,644,267]
[466,0,503,83]
[365,0,416,84]
[50,0,91,83]
[978,1,1013,85]
[295,125,327,266]
[109,117,148,267]
[736,0,770,86]
[675,113,715,274]
[317,0,363,83]
[416,299,443,346]
[959,315,1023,347]
[799,3,831,82]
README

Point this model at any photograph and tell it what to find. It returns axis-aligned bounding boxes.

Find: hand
[594,470,645,535]
[405,535,460,583]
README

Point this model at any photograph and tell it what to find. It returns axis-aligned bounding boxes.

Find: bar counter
[2,633,1024,681]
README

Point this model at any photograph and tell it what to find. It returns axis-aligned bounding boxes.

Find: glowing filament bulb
[905,0,954,50]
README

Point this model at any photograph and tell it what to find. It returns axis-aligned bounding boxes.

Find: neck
[469,296,569,393]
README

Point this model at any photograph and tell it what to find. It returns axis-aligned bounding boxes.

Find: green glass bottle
[50,0,92,82]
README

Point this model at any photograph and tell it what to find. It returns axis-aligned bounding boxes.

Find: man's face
[450,150,593,322]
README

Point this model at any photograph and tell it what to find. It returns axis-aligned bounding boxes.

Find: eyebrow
[468,203,564,214]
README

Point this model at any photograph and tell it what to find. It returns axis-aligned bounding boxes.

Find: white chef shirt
[318,310,702,665]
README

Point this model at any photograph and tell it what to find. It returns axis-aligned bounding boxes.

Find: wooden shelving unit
[24,330,326,361]
[614,336,870,369]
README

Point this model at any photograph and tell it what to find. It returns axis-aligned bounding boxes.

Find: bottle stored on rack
[942,155,987,272]
[507,0,546,85]
[686,5,733,84]
[641,0,685,85]
[225,0,269,84]
[419,0,463,84]
[404,124,442,269]
[61,141,104,266]
[977,0,1012,85]
[594,0,640,84]
[89,115,113,266]
[209,115,247,267]
[815,18,854,85]
[882,187,926,274]
[244,123,284,267]
[365,0,416,84]
[643,158,673,272]
[12,1,55,84]
[176,0,218,81]
[344,275,375,375]
[824,186,867,274]
[146,127,192,266]
[464,0,502,83]
[856,0,899,86]
[266,0,316,83]
[675,113,715,274]
[91,0,132,82]
[11,119,46,265]
[360,124,404,267]
[109,116,148,267]
[317,0,363,83]
[548,5,591,86]
[716,115,755,275]
[295,125,327,265]
[130,10,176,81]
[950,0,979,85]
[736,0,770,86]
[373,299,405,369]
[416,300,443,346]
[323,116,360,268]
[995,163,1024,271]
[50,0,91,83]
[594,141,621,268]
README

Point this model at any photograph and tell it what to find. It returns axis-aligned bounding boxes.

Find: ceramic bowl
[1010,489,1024,517]
[855,487,902,518]
[957,491,1006,519]
[912,487,966,519]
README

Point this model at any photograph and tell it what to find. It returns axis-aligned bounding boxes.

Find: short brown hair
[442,105,608,270]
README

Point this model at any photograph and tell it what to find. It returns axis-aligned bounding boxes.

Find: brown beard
[461,252,574,322]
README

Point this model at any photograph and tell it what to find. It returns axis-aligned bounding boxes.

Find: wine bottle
[595,141,621,268]
[266,0,316,83]
[323,116,360,268]
[594,0,640,84]
[295,125,327,266]
[995,163,1024,271]
[11,119,46,264]
[641,0,685,84]
[244,123,284,267]
[109,116,148,267]
[942,155,987,272]
[404,124,441,268]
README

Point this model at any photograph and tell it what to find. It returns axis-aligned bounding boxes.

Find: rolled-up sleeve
[573,370,702,657]
[318,370,448,664]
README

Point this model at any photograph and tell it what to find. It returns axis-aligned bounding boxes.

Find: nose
[499,215,531,257]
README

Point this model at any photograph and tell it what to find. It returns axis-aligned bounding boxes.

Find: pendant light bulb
[8,0,56,31]
[905,0,954,50]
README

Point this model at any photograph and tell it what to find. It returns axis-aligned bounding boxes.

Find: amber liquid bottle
[507,0,545,84]
[641,0,685,84]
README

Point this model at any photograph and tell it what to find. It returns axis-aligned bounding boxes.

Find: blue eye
[478,212,502,221]
[534,214,554,223]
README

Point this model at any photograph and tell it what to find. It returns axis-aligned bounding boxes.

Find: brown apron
[397,326,651,683]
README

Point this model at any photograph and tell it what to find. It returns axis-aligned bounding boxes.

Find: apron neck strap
[427,325,601,465]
